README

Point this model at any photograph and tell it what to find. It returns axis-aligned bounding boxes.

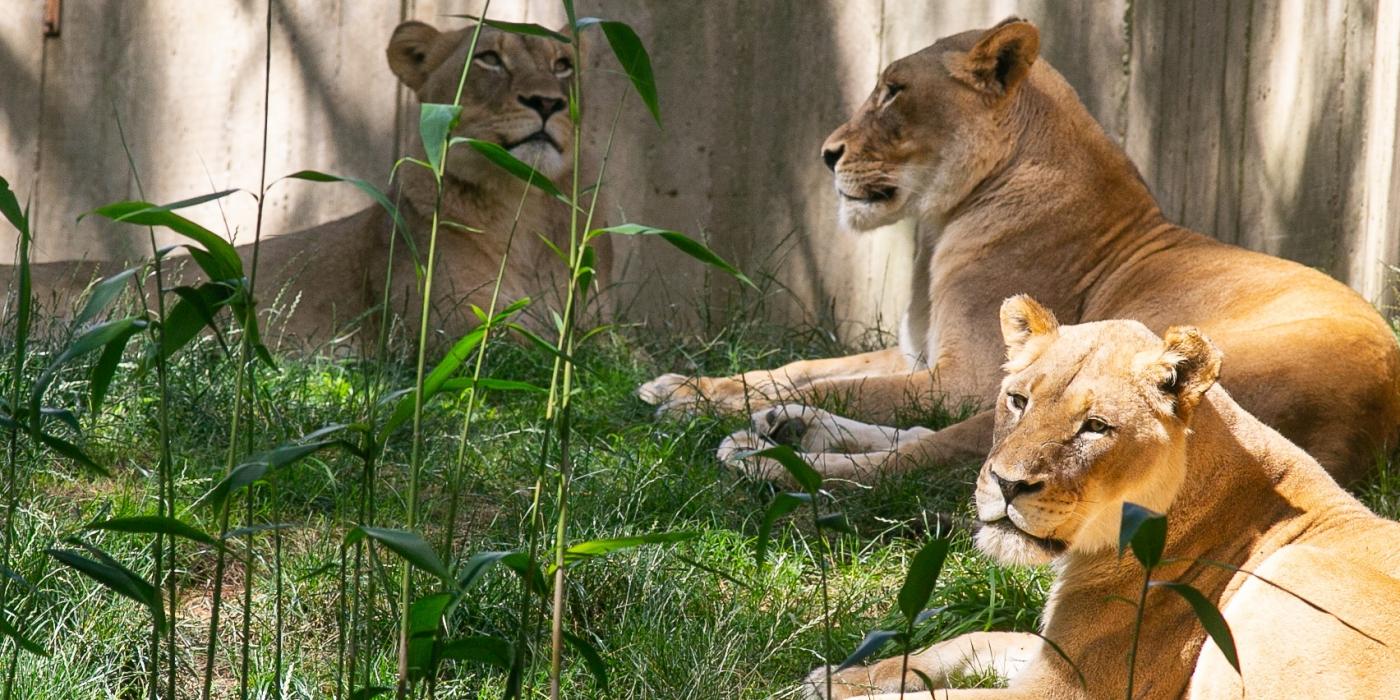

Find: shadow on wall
[3,0,399,265]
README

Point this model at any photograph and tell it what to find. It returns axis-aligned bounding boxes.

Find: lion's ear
[1147,326,1222,418]
[388,21,443,91]
[947,17,1040,98]
[1000,295,1059,360]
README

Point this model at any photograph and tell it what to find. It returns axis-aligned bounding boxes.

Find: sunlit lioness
[805,295,1400,699]
[641,18,1400,484]
[8,20,604,350]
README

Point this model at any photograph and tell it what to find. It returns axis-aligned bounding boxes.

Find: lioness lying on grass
[8,20,603,351]
[807,295,1400,699]
[642,18,1400,483]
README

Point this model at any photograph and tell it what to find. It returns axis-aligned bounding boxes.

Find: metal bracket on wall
[43,0,61,37]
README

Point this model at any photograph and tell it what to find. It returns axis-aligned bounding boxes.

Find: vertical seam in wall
[1117,0,1133,144]
[32,22,51,243]
[1231,1,1255,250]
[1211,0,1232,239]
[1334,0,1351,278]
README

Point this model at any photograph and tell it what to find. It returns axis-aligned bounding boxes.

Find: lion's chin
[974,520,1064,567]
[837,191,908,231]
[507,140,569,181]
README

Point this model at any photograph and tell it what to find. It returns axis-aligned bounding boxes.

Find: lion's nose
[519,94,565,120]
[821,144,844,172]
[994,472,1044,504]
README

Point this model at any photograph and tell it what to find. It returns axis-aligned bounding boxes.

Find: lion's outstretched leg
[638,347,916,417]
[720,410,993,483]
[802,631,1041,699]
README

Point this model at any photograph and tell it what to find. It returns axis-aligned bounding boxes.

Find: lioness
[640,18,1400,483]
[807,295,1400,699]
[9,20,603,350]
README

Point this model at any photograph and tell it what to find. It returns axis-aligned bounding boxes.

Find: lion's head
[972,296,1223,566]
[820,18,1041,230]
[388,21,576,184]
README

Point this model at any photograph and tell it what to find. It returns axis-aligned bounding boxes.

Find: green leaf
[834,629,902,672]
[73,267,139,329]
[458,550,515,590]
[440,635,514,670]
[898,536,951,625]
[1119,502,1167,570]
[46,548,163,629]
[349,686,392,700]
[378,326,486,442]
[911,669,938,692]
[507,323,579,366]
[0,177,27,235]
[448,16,570,42]
[755,491,811,573]
[474,378,547,394]
[84,515,223,549]
[153,283,234,363]
[563,630,609,690]
[31,430,107,477]
[196,439,339,512]
[0,613,46,657]
[31,317,148,429]
[816,512,856,535]
[84,201,242,281]
[420,103,463,175]
[405,592,453,680]
[593,224,753,287]
[741,445,821,492]
[576,19,661,125]
[456,138,568,202]
[345,526,452,585]
[281,171,413,261]
[555,531,700,572]
[1155,581,1240,674]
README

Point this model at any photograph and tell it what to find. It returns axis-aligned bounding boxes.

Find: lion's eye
[474,51,503,68]
[1081,418,1111,435]
[1006,392,1027,412]
[553,57,573,77]
[881,83,904,106]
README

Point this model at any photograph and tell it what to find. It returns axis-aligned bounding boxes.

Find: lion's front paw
[716,430,789,481]
[801,665,887,700]
[751,404,848,452]
[637,373,693,406]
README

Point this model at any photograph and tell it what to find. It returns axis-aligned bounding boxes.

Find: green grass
[4,305,1398,698]
[0,304,1057,698]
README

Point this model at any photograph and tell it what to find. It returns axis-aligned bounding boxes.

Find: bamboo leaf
[84,201,242,281]
[448,16,570,42]
[46,548,163,629]
[576,19,660,125]
[755,491,811,573]
[281,171,412,255]
[31,317,147,429]
[420,103,463,175]
[897,536,951,625]
[1119,502,1167,570]
[0,613,46,657]
[834,629,903,672]
[593,224,753,287]
[556,531,700,571]
[0,177,26,234]
[1155,581,1240,674]
[816,512,856,535]
[31,430,107,477]
[458,550,515,591]
[73,267,139,329]
[563,630,609,690]
[740,445,821,493]
[153,283,234,363]
[345,526,452,585]
[439,635,514,670]
[455,138,568,202]
[84,515,223,549]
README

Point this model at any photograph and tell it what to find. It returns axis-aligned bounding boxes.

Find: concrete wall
[2,1,1397,338]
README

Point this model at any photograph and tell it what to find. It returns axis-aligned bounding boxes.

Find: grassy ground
[3,300,1397,699]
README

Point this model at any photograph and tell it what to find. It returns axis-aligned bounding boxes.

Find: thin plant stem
[396,8,490,697]
[202,1,274,695]
[1125,565,1152,699]
[0,180,32,700]
[810,499,834,700]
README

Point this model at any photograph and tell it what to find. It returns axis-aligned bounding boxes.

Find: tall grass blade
[455,138,569,202]
[574,19,661,125]
[84,516,223,549]
[562,631,608,690]
[593,224,753,287]
[1153,582,1240,673]
[46,548,164,628]
[448,16,570,42]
